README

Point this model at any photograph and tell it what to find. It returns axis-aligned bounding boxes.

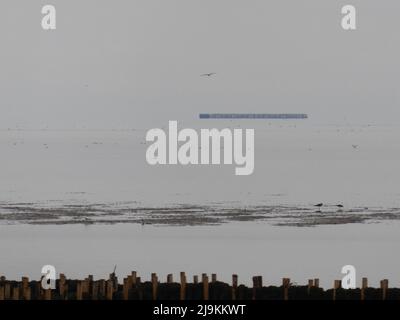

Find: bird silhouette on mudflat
[314,203,323,212]
[200,72,216,77]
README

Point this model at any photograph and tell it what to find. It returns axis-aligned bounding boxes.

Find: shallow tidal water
[0,221,399,289]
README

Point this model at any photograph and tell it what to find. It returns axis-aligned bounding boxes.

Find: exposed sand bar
[1,201,400,227]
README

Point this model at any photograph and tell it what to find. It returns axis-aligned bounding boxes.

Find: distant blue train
[199,113,308,119]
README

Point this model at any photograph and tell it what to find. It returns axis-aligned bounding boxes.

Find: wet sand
[1,201,400,227]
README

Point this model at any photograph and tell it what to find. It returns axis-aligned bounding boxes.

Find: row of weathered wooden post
[0,274,392,300]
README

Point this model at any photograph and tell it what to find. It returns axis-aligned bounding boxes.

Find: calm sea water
[1,123,400,207]
[0,221,399,288]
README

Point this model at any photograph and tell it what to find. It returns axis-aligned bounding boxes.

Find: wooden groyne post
[167,274,173,284]
[361,277,368,300]
[380,279,389,300]
[180,272,186,300]
[252,276,262,300]
[333,280,341,301]
[282,278,290,300]
[232,274,238,300]
[151,273,158,300]
[307,279,313,295]
[202,274,209,300]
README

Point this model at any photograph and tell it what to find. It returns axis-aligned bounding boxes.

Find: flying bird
[200,73,216,77]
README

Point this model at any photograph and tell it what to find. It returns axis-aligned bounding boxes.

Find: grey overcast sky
[0,0,399,129]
